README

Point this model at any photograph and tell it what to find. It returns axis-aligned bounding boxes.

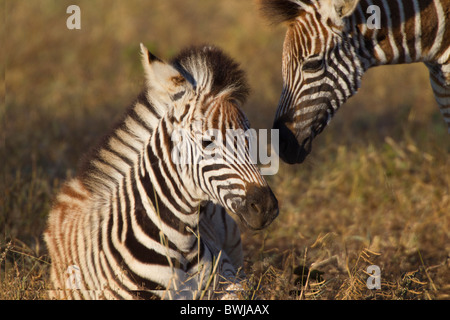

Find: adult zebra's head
[140,44,278,230]
[262,0,363,164]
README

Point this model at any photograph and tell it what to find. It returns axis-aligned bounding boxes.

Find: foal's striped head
[262,0,363,163]
[141,44,278,230]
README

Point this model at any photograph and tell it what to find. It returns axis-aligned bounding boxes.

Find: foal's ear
[140,43,190,102]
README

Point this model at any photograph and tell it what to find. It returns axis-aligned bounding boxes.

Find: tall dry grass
[2,0,449,299]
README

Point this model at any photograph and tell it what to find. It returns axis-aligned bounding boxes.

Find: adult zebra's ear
[140,43,190,103]
[321,0,359,26]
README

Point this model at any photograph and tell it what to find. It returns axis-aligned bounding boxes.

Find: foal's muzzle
[235,184,279,230]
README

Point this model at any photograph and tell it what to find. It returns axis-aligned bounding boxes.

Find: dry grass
[240,123,449,299]
[0,240,50,299]
[2,0,449,300]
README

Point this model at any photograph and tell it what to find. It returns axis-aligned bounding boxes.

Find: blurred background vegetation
[1,0,449,299]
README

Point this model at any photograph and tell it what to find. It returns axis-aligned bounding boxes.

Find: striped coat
[44,44,278,299]
[261,0,450,163]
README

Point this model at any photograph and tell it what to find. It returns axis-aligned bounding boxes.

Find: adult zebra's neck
[349,0,449,68]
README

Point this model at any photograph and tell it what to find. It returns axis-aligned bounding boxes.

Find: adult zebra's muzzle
[235,184,279,230]
[273,115,312,164]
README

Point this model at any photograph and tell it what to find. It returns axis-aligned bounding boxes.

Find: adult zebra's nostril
[250,202,261,214]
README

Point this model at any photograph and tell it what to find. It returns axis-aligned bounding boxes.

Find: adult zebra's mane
[78,45,249,198]
[259,0,305,24]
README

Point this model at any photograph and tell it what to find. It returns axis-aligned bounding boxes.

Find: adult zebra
[44,44,278,300]
[261,0,450,164]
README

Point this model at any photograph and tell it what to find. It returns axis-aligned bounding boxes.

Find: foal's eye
[302,57,324,73]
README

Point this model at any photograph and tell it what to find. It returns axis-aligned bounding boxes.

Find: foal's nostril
[238,183,278,230]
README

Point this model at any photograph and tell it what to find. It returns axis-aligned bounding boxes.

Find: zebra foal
[44,44,278,300]
[261,0,450,164]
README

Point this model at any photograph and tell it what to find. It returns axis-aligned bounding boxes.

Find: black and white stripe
[45,44,278,300]
[262,0,450,164]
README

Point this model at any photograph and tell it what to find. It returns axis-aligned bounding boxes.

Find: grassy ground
[2,0,449,299]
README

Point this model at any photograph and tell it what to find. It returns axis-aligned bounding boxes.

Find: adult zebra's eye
[302,58,324,73]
